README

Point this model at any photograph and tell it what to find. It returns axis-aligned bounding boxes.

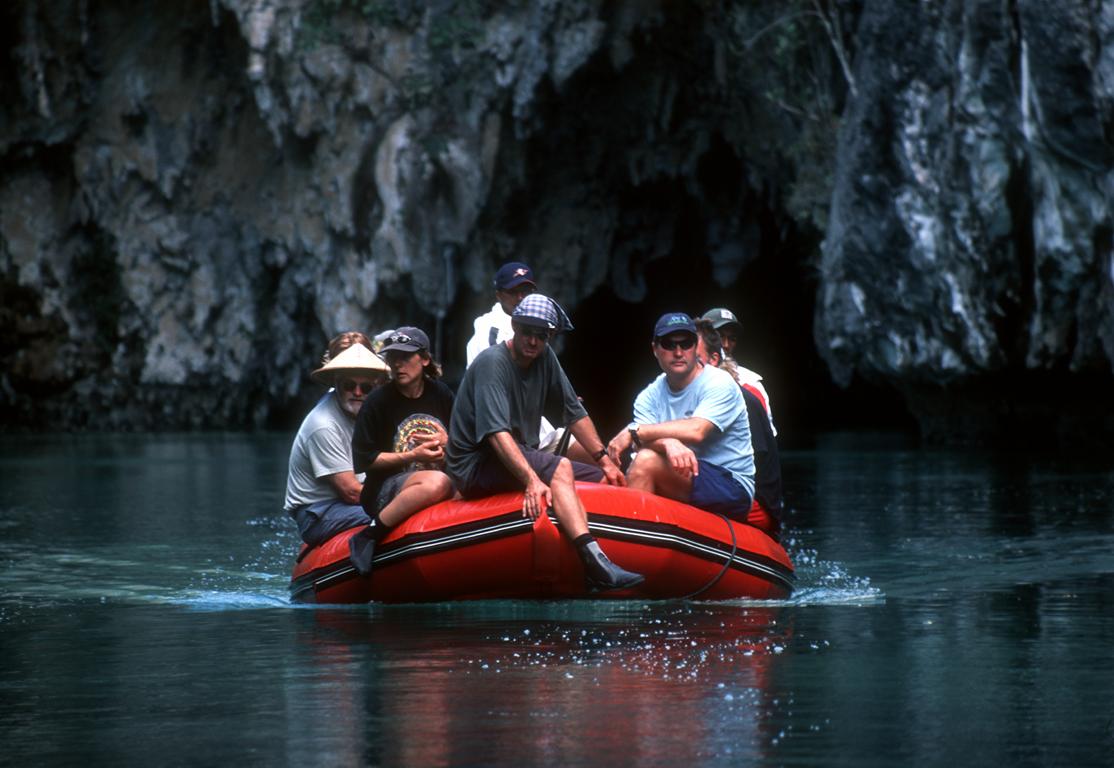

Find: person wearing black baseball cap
[465,261,537,365]
[606,312,756,524]
[447,294,644,593]
[700,308,742,357]
[693,318,782,537]
[701,307,776,435]
[348,326,456,574]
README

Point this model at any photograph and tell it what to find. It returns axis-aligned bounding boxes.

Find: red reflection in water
[294,605,793,764]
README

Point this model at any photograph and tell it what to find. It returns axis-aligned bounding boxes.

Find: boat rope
[680,511,738,601]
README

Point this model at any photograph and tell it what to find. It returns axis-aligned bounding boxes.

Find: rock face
[816,0,1114,443]
[1,0,1112,442]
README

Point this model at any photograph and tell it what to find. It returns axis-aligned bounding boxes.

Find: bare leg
[564,439,595,465]
[626,449,693,501]
[546,458,590,539]
[549,456,644,591]
[378,470,453,527]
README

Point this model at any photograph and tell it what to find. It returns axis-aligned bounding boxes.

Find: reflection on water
[288,603,794,766]
[1,434,1112,765]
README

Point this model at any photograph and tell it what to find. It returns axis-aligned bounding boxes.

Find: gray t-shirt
[447,342,587,489]
[284,393,365,511]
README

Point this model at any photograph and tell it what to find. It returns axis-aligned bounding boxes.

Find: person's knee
[551,457,574,486]
[627,449,660,485]
[432,471,453,500]
[411,470,451,498]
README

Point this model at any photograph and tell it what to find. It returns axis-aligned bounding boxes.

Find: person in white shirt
[466,261,537,365]
[701,307,776,436]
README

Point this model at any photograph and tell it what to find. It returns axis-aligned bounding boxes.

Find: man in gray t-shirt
[284,339,389,547]
[446,293,644,593]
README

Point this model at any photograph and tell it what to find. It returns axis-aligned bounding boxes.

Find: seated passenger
[349,326,456,573]
[466,261,573,456]
[701,307,776,435]
[695,318,783,537]
[284,333,389,548]
[606,312,756,523]
[447,294,643,593]
[466,261,537,365]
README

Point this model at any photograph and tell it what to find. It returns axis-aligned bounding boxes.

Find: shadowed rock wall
[817,0,1114,443]
[2,0,1112,444]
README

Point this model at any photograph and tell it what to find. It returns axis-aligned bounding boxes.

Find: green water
[2,434,1112,766]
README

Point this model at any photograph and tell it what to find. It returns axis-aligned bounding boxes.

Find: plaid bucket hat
[511,293,574,332]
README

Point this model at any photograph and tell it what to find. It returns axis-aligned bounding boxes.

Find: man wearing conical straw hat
[284,333,389,548]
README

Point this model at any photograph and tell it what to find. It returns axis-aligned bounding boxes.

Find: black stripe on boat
[289,512,532,600]
[288,509,794,600]
[586,513,796,591]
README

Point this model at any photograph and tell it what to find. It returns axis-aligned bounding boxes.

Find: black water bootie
[348,527,377,576]
[582,547,645,593]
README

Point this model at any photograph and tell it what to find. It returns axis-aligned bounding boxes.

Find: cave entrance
[438,10,915,445]
[557,191,825,447]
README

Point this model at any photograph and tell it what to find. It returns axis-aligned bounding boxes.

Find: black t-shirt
[352,378,455,510]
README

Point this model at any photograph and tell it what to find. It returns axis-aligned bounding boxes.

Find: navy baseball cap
[653,312,697,340]
[378,326,430,354]
[493,262,536,291]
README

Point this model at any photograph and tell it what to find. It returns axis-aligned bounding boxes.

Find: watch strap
[628,426,642,449]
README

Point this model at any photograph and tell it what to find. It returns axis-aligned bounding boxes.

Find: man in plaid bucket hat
[465,262,570,454]
[447,294,644,593]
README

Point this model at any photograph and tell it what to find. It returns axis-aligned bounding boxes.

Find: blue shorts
[690,460,753,522]
[290,499,371,547]
[460,445,603,499]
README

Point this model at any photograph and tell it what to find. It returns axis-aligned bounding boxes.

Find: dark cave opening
[495,175,913,447]
[433,16,918,448]
[556,218,917,449]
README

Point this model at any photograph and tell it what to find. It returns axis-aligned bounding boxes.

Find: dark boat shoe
[349,528,377,576]
[583,547,645,593]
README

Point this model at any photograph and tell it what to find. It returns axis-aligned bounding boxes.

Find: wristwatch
[628,425,642,449]
[591,448,607,463]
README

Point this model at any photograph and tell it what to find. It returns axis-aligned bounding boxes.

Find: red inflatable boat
[289,483,794,603]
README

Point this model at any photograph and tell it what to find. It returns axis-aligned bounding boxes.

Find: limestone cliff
[1,0,1111,443]
[817,0,1114,442]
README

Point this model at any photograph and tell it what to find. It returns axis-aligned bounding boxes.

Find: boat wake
[778,534,885,606]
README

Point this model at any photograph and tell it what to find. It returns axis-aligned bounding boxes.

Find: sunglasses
[340,379,377,395]
[656,336,696,352]
[516,325,552,341]
[387,332,424,348]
